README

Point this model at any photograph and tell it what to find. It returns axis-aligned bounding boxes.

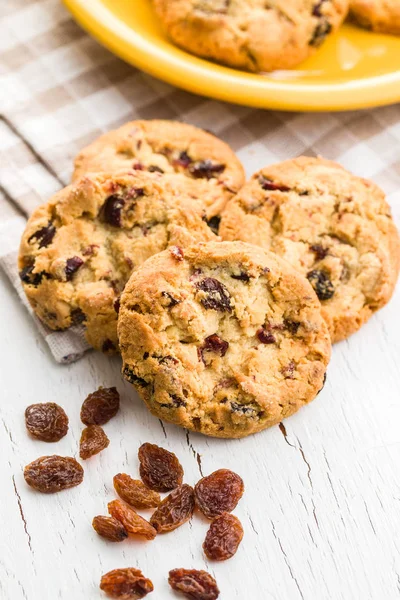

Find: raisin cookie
[350,0,400,34]
[19,171,218,353]
[118,241,331,438]
[220,157,400,342]
[151,0,349,72]
[73,120,245,217]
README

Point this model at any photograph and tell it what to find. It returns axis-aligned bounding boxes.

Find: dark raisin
[28,222,56,248]
[25,403,69,442]
[82,244,99,256]
[283,319,300,335]
[259,176,290,192]
[79,425,109,459]
[281,360,296,379]
[150,485,195,533]
[133,161,144,170]
[159,355,179,366]
[310,244,329,261]
[206,216,221,235]
[92,516,128,542]
[113,474,161,509]
[138,443,184,493]
[203,513,244,561]
[102,339,117,353]
[307,270,335,300]
[231,271,250,282]
[71,308,86,325]
[257,328,276,344]
[199,334,229,363]
[148,165,164,173]
[100,568,154,598]
[174,151,192,168]
[65,256,84,281]
[160,394,186,409]
[161,291,180,307]
[312,0,326,16]
[309,19,332,46]
[19,265,46,286]
[123,366,150,387]
[170,246,184,261]
[195,278,232,313]
[194,469,244,519]
[230,402,258,416]
[114,297,121,314]
[103,195,125,227]
[189,160,225,180]
[80,387,120,425]
[24,456,84,493]
[108,499,156,540]
[169,568,220,600]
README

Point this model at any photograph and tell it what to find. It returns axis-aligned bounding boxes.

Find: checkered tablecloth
[1,0,400,362]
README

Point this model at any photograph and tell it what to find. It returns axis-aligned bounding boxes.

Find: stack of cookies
[19,120,400,439]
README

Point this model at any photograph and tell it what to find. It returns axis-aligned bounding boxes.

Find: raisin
[168,568,220,600]
[150,484,195,533]
[231,271,250,282]
[25,403,69,442]
[108,499,156,540]
[102,339,117,353]
[92,516,128,542]
[283,319,300,335]
[24,456,84,493]
[281,360,296,379]
[309,19,332,46]
[174,151,192,168]
[65,256,84,281]
[161,291,180,307]
[312,0,326,16]
[123,367,149,387]
[206,216,221,235]
[194,278,232,313]
[160,394,186,409]
[71,308,86,325]
[199,334,229,363]
[148,165,164,173]
[113,474,161,509]
[138,443,184,492]
[203,513,244,561]
[189,160,225,180]
[258,176,290,192]
[79,425,109,459]
[194,469,244,519]
[103,195,125,227]
[100,568,154,598]
[28,222,56,248]
[114,297,121,314]
[230,402,258,416]
[80,387,120,425]
[170,246,184,261]
[310,244,329,261]
[307,269,335,300]
[19,265,46,286]
[257,328,276,344]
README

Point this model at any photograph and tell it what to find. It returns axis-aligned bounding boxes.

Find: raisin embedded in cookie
[118,241,331,439]
[219,157,400,343]
[350,0,400,34]
[151,0,349,72]
[73,120,245,218]
[18,171,219,353]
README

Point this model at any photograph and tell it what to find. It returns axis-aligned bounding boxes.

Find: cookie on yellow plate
[350,0,400,34]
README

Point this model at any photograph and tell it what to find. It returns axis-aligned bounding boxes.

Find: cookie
[219,157,400,343]
[19,171,219,353]
[118,241,331,438]
[151,0,349,72]
[350,0,400,34]
[73,120,245,217]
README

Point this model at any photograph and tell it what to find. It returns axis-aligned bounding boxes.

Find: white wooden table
[1,201,400,600]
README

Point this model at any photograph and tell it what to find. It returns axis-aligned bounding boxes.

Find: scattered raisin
[175,151,192,168]
[24,456,84,493]
[150,484,195,533]
[113,474,161,509]
[123,367,149,387]
[71,308,86,325]
[168,568,220,600]
[148,165,164,173]
[230,402,258,416]
[79,425,109,459]
[92,516,128,542]
[100,568,154,599]
[194,278,232,313]
[199,334,229,363]
[25,403,69,442]
[103,195,125,227]
[114,297,121,314]
[102,339,117,353]
[161,291,180,307]
[108,499,156,540]
[189,160,225,180]
[28,222,56,248]
[257,328,276,344]
[203,513,244,561]
[231,271,250,282]
[194,469,244,519]
[259,176,290,192]
[307,269,335,300]
[283,319,300,335]
[309,19,332,46]
[310,244,329,261]
[206,216,221,235]
[19,265,46,286]
[170,246,184,261]
[138,443,184,493]
[281,360,296,379]
[65,256,84,281]
[80,387,120,425]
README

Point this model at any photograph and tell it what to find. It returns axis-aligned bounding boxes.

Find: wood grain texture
[1,263,400,599]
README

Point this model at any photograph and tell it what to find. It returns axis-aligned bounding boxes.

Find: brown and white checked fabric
[1,0,400,362]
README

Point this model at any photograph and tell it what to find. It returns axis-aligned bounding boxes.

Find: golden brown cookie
[151,0,349,72]
[220,157,400,342]
[19,171,219,353]
[350,0,400,34]
[118,241,331,438]
[73,120,245,218]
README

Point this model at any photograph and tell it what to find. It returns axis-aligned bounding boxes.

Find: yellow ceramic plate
[63,0,400,111]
